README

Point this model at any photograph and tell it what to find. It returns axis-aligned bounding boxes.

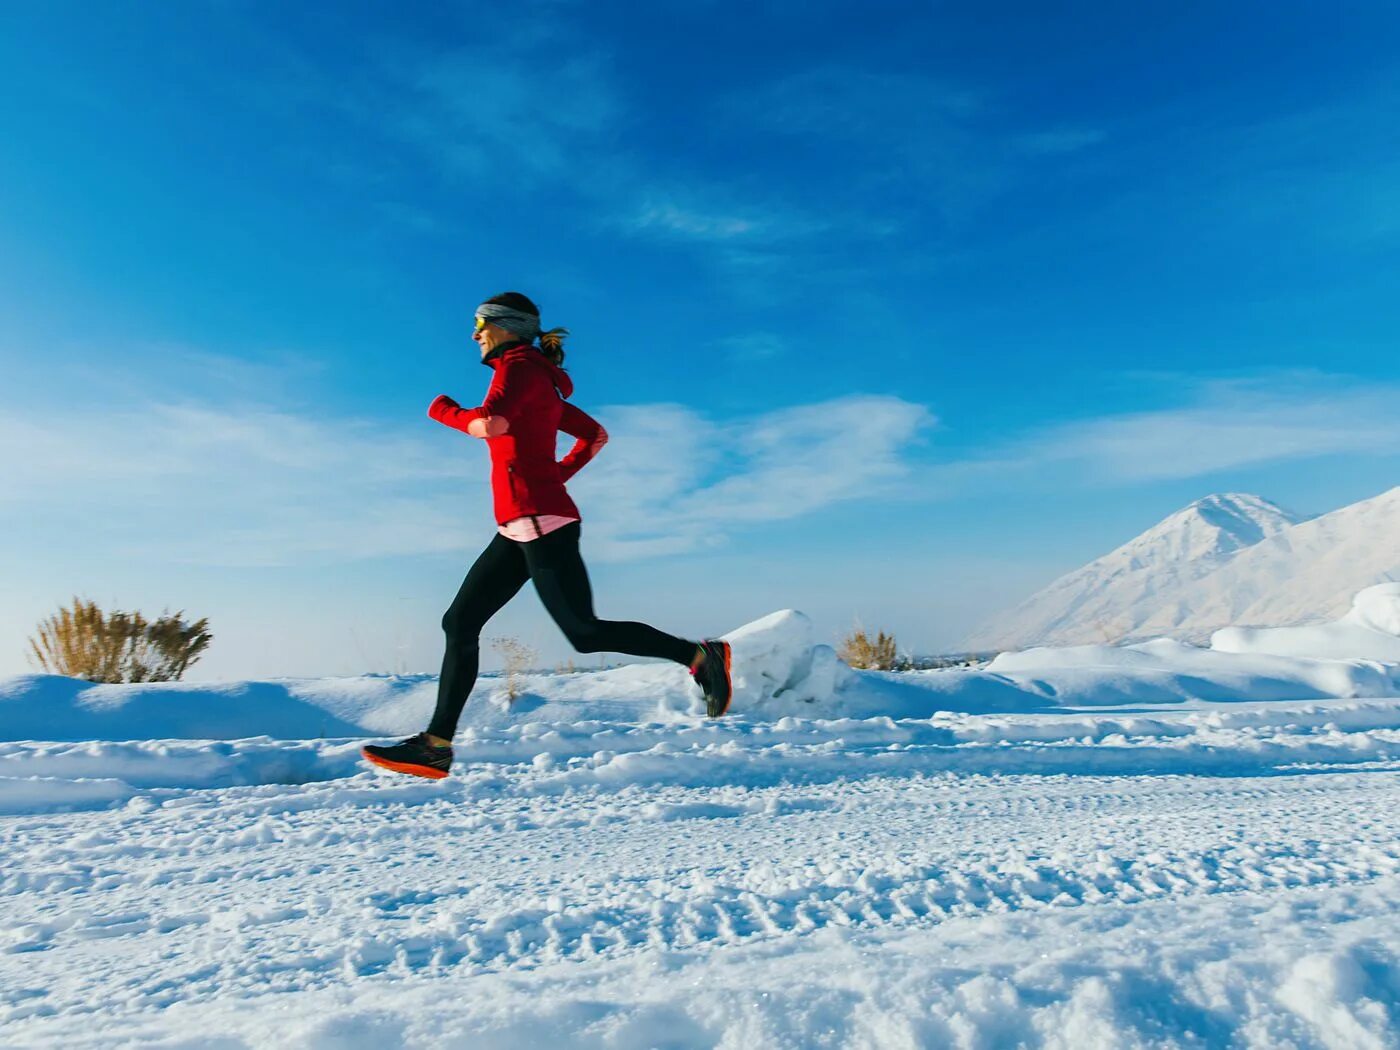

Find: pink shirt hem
[498,514,580,542]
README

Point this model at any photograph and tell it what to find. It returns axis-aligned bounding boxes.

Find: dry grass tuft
[28,598,212,683]
[491,636,539,704]
[838,622,901,671]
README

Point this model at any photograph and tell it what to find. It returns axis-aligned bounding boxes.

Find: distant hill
[963,486,1400,650]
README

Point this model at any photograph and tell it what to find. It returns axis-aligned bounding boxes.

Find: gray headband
[476,302,541,341]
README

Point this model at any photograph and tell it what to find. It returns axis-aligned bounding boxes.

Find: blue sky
[2,2,1399,679]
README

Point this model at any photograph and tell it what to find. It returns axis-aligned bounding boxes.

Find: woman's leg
[523,522,698,665]
[427,533,530,740]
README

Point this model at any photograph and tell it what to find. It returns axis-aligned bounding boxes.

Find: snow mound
[973,636,1400,708]
[0,674,373,741]
[0,611,854,742]
[724,609,857,714]
[7,602,1400,747]
[1349,582,1400,636]
[1212,583,1400,662]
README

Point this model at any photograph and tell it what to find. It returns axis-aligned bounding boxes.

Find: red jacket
[428,342,608,525]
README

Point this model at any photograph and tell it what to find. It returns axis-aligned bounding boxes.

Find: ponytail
[479,291,568,365]
[538,326,569,366]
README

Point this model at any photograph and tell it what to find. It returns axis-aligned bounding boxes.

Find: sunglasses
[474,316,491,332]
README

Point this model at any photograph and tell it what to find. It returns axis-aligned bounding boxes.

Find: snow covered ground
[5,604,1400,1047]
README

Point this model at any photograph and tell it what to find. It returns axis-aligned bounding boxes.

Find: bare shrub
[28,598,213,683]
[838,622,901,671]
[491,636,538,704]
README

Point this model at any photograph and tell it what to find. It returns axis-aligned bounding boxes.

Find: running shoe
[361,732,453,779]
[690,639,733,717]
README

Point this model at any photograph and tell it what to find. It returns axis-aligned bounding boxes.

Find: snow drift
[1213,583,1400,662]
[0,610,853,742]
[5,594,1400,746]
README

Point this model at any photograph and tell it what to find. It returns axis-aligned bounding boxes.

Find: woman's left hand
[428,394,460,419]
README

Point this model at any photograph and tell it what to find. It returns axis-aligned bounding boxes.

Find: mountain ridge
[964,486,1400,651]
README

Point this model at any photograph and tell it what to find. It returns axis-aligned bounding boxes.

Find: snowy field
[5,597,1400,1048]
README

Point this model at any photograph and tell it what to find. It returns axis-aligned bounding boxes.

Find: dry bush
[838,623,901,671]
[28,598,213,683]
[491,636,539,704]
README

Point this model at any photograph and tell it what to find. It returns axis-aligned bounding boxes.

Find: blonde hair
[538,326,569,366]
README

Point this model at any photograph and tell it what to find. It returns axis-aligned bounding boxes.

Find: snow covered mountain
[962,493,1303,649]
[1160,485,1400,633]
[964,486,1400,650]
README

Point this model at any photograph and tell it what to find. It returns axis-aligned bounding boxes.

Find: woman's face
[473,318,515,356]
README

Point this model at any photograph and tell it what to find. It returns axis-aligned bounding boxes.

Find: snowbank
[6,600,1400,744]
[1213,582,1400,662]
[0,674,373,741]
[973,636,1400,709]
[0,611,851,742]
[5,694,1400,814]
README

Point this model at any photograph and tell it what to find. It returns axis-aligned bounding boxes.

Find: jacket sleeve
[557,402,609,481]
[428,359,535,435]
[427,394,481,433]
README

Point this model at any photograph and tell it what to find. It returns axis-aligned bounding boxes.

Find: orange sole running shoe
[361,732,452,779]
[691,639,733,717]
[361,750,450,779]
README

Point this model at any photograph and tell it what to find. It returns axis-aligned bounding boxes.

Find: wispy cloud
[387,50,623,185]
[1013,128,1106,156]
[713,64,1105,229]
[714,332,788,361]
[614,186,837,261]
[626,200,763,242]
[739,66,983,133]
[5,370,1394,570]
[0,402,479,567]
[931,373,1400,490]
[576,396,935,558]
[0,393,934,567]
[261,22,858,283]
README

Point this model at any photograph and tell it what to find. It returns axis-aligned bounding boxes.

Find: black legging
[428,521,697,739]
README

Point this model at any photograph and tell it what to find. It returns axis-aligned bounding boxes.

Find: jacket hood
[483,340,573,399]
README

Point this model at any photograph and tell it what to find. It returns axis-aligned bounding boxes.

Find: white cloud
[935,374,1400,488]
[0,401,480,567]
[0,394,934,568]
[576,396,935,559]
[628,201,761,241]
[391,50,623,183]
[9,370,1386,573]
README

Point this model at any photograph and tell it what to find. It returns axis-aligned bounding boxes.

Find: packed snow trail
[6,603,1400,1046]
[4,718,1400,1046]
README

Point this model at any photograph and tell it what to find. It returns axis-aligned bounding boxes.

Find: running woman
[362,292,732,779]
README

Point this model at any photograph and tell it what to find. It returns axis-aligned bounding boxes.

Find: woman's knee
[441,608,484,643]
[562,620,607,654]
